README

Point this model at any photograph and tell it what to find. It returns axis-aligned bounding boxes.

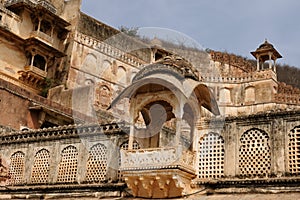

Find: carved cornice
[0,122,127,144]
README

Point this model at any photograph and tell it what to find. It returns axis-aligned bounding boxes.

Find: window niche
[33,54,47,71]
[33,18,53,36]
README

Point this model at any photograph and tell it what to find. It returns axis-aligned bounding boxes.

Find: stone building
[0,0,300,199]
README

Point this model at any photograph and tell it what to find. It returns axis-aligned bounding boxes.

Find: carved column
[175,96,185,146]
[269,52,272,69]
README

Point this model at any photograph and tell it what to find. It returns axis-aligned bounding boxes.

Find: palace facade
[0,0,300,199]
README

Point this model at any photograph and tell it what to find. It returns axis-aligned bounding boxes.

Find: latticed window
[239,128,271,177]
[198,133,224,179]
[85,143,108,183]
[9,151,25,185]
[57,146,78,183]
[120,141,140,150]
[31,149,50,184]
[288,126,300,175]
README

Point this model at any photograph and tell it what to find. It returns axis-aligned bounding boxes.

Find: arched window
[117,66,127,85]
[288,125,300,175]
[198,133,224,179]
[82,53,97,74]
[239,128,271,177]
[31,149,50,184]
[85,143,108,183]
[219,87,231,104]
[57,146,78,183]
[9,151,25,185]
[245,86,255,103]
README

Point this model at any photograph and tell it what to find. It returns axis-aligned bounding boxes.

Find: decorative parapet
[0,122,126,144]
[203,69,276,83]
[120,146,195,173]
[275,94,300,105]
[210,50,256,73]
[274,82,300,105]
[75,32,146,68]
[5,0,57,14]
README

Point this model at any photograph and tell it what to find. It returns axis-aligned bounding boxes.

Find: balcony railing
[120,146,196,173]
[24,65,46,77]
[30,31,53,45]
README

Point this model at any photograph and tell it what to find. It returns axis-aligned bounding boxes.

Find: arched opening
[85,143,108,183]
[135,100,175,148]
[117,66,127,85]
[31,149,50,184]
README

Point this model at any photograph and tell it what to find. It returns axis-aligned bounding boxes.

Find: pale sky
[81,0,300,68]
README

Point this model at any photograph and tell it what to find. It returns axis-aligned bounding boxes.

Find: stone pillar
[224,122,237,177]
[271,118,285,177]
[175,118,182,146]
[174,98,184,146]
[128,122,135,150]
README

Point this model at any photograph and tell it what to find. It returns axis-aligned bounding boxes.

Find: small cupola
[251,39,282,72]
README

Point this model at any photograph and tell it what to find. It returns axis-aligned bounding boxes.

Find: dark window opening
[155,52,163,61]
[40,121,56,129]
[33,54,46,71]
[39,20,52,36]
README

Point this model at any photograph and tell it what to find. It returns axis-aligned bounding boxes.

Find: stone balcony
[18,65,46,90]
[30,31,54,46]
[120,146,196,198]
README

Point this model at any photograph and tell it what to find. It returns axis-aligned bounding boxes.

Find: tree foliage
[119,26,139,37]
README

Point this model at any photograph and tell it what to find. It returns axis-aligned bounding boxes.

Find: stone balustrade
[202,69,276,84]
[120,146,195,172]
[30,31,54,45]
[75,32,146,68]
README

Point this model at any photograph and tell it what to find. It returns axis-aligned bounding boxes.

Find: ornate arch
[57,145,78,183]
[85,143,108,183]
[9,151,25,185]
[31,149,50,184]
